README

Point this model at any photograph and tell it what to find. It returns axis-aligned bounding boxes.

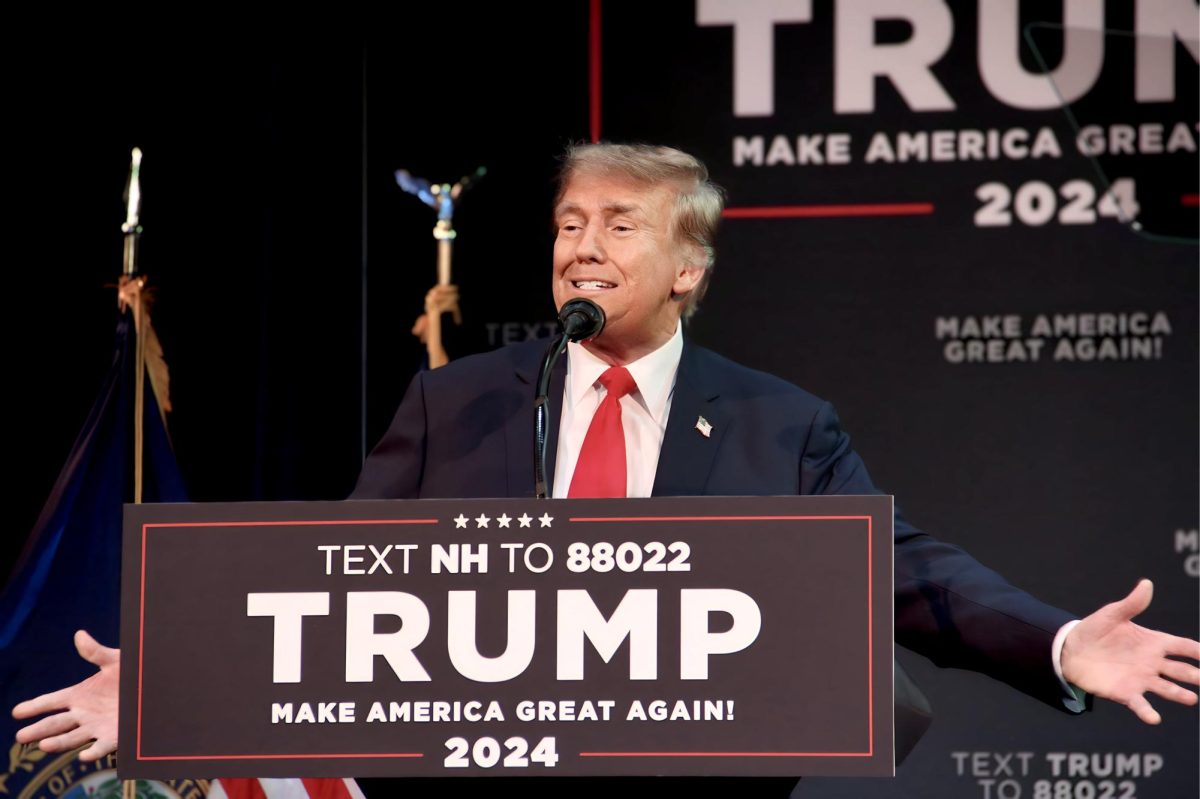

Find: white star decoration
[458,511,543,528]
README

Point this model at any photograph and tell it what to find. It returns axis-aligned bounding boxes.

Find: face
[552,172,704,364]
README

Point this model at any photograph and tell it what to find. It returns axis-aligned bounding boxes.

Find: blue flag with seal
[0,306,192,798]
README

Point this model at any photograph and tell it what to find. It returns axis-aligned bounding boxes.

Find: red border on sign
[135,512,881,764]
[137,752,424,762]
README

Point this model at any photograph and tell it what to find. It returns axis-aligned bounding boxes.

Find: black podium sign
[119,495,893,778]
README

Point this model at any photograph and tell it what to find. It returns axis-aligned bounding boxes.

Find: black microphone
[533,299,606,498]
[557,298,606,342]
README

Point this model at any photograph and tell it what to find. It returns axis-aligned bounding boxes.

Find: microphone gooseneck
[533,298,607,498]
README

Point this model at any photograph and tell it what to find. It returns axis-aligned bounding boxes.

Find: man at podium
[13,143,1200,782]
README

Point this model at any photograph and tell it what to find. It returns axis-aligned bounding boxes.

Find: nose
[574,221,605,263]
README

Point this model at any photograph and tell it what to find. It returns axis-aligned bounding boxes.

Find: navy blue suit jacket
[353,337,1076,709]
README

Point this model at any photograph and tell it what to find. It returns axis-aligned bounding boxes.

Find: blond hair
[556,143,724,318]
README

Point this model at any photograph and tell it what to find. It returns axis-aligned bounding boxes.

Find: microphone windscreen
[558,298,606,342]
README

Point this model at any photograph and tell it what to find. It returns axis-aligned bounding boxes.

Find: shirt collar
[564,323,683,424]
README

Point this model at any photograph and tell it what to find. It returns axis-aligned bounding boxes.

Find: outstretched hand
[1061,579,1200,724]
[11,630,120,760]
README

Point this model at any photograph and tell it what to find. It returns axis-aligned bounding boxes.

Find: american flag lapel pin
[695,415,713,438]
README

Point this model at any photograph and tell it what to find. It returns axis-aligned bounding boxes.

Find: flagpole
[120,147,143,799]
[123,149,146,507]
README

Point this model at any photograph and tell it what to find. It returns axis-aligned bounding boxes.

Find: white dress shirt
[551,323,683,499]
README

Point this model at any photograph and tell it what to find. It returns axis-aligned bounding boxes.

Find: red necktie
[568,366,637,498]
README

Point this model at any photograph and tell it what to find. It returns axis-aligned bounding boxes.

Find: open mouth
[572,280,616,290]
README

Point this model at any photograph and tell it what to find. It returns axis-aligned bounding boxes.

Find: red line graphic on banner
[569,515,870,522]
[137,753,424,762]
[137,521,148,758]
[579,751,871,758]
[1182,194,1199,207]
[868,514,873,750]
[590,0,602,143]
[724,204,935,219]
[143,519,438,529]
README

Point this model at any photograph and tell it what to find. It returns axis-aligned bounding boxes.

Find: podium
[119,495,904,779]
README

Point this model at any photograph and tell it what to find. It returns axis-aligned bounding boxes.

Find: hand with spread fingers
[11,630,120,760]
[1062,579,1200,724]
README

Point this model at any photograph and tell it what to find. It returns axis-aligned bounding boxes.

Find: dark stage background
[7,3,1198,798]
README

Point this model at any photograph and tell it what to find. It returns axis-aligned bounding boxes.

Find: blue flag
[0,309,186,758]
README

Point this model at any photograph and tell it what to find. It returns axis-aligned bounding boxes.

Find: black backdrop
[7,3,1198,797]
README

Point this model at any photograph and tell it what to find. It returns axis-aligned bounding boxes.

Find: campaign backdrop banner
[570,4,1199,798]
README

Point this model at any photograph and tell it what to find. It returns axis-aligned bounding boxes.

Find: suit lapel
[508,340,566,498]
[652,340,727,497]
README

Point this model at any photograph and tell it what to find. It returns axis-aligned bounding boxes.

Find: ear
[671,247,707,297]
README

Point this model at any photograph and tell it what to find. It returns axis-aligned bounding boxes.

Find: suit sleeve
[803,400,1082,712]
[350,371,428,500]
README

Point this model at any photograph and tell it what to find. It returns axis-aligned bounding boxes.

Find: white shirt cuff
[1052,619,1088,713]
